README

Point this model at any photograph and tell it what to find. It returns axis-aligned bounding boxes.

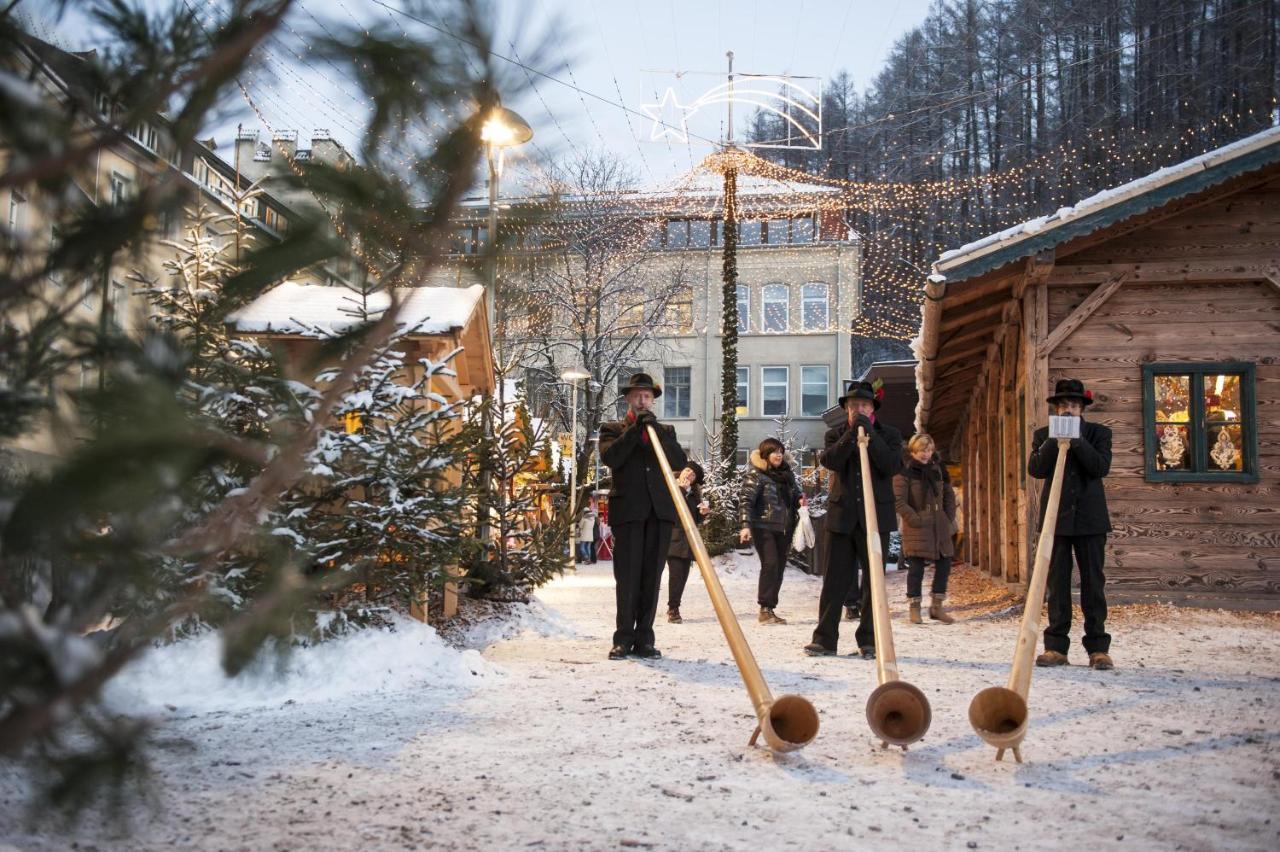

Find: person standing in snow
[664,461,708,624]
[599,373,687,660]
[739,438,804,625]
[576,503,596,564]
[805,380,902,659]
[1029,378,1115,671]
[894,433,958,625]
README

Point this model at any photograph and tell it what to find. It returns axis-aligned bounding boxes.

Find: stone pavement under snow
[3,555,1279,850]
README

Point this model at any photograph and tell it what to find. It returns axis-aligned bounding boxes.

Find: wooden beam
[1015,249,1055,300]
[940,272,1015,310]
[939,300,1007,333]
[1265,263,1280,296]
[1049,258,1277,286]
[1038,272,1128,358]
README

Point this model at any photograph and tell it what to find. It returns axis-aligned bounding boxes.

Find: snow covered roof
[933,124,1280,282]
[228,282,486,337]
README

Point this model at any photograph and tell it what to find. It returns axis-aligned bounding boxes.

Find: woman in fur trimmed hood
[739,437,804,625]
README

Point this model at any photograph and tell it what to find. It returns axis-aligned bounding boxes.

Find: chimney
[234,128,270,183]
[271,130,298,164]
[308,129,349,167]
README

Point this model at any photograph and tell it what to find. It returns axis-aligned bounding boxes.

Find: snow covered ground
[3,555,1279,850]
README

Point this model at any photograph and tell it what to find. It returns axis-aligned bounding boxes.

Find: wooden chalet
[915,126,1280,609]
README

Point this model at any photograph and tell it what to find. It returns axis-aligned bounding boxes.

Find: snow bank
[457,598,578,650]
[106,616,495,713]
[227,282,484,337]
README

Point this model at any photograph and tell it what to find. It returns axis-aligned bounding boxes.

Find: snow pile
[227,282,484,337]
[457,598,578,650]
[106,616,495,713]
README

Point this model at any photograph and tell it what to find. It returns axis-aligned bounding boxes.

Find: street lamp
[481,105,533,342]
[562,368,592,570]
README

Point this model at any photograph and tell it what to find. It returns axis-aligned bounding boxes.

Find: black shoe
[667,608,683,624]
[803,642,836,657]
[633,645,662,659]
[858,646,876,660]
[608,644,631,660]
[844,605,859,621]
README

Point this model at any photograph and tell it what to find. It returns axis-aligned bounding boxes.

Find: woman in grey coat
[893,433,957,624]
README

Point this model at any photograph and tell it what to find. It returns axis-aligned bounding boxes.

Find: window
[762,283,788,332]
[802,282,829,331]
[792,217,814,243]
[767,218,789,244]
[738,220,762,246]
[109,172,131,207]
[689,219,711,248]
[1142,363,1257,483]
[665,219,688,248]
[736,284,749,333]
[664,367,691,418]
[736,367,749,416]
[801,365,829,417]
[619,299,645,330]
[762,366,788,416]
[7,190,25,233]
[661,286,694,332]
[735,447,749,467]
[108,279,126,326]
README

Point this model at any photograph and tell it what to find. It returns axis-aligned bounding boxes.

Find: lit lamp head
[481,106,533,177]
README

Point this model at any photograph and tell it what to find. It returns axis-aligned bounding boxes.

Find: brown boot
[929,594,954,624]
[758,607,787,625]
[908,597,922,624]
[1035,650,1069,667]
[1089,652,1114,670]
[667,608,682,624]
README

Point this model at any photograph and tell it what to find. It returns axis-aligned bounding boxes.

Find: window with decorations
[1142,363,1257,483]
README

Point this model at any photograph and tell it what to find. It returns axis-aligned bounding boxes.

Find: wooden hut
[915,126,1280,610]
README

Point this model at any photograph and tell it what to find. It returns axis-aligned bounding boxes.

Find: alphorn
[646,425,820,753]
[857,426,932,749]
[967,432,1071,762]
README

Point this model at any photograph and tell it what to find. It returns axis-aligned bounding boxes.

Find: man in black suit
[806,380,903,657]
[599,373,687,660]
[1029,378,1115,670]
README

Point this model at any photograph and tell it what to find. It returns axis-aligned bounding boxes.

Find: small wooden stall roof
[226,282,495,399]
[914,125,1280,455]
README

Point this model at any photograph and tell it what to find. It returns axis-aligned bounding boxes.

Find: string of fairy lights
[216,2,1279,342]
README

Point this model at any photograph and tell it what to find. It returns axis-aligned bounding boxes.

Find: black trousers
[904,555,952,598]
[666,556,692,609]
[612,514,673,649]
[752,527,789,609]
[1043,534,1111,655]
[844,531,892,607]
[813,529,877,652]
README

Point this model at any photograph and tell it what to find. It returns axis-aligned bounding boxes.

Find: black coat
[1027,418,1112,536]
[667,486,705,560]
[740,450,801,532]
[820,417,903,535]
[599,415,688,526]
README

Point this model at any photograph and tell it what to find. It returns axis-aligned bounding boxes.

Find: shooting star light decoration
[640,75,823,149]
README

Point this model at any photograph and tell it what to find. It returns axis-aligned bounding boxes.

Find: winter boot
[667,608,682,624]
[843,604,858,621]
[1035,650,1069,667]
[929,594,954,624]
[1088,652,1114,670]
[907,597,922,624]
[758,607,787,625]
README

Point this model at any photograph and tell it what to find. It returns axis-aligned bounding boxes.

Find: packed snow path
[4,557,1279,850]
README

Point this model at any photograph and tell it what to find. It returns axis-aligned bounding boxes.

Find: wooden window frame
[1141,361,1258,484]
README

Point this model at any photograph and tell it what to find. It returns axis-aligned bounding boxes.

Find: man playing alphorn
[1029,378,1115,670]
[599,372,687,661]
[805,380,903,658]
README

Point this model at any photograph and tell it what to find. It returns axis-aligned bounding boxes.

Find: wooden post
[1022,281,1049,576]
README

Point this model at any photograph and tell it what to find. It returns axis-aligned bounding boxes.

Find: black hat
[838,379,881,410]
[684,460,705,485]
[1046,378,1094,407]
[619,372,662,398]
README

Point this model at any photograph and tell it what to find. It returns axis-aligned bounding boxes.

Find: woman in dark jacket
[739,438,803,625]
[894,433,957,624]
[665,461,708,623]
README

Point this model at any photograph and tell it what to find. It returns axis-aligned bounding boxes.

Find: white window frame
[800,365,830,417]
[762,283,789,333]
[109,171,131,207]
[7,190,25,232]
[736,284,749,334]
[736,366,749,416]
[761,365,789,416]
[802,282,829,331]
[664,366,692,418]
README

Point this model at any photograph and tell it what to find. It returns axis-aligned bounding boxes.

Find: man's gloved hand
[852,414,873,434]
[636,410,658,428]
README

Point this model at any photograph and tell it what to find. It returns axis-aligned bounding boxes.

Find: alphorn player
[600,372,687,661]
[805,380,903,659]
[1029,378,1115,671]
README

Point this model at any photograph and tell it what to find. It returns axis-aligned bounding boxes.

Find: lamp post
[562,368,591,569]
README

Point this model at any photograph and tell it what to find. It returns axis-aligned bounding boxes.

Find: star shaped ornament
[640,87,698,143]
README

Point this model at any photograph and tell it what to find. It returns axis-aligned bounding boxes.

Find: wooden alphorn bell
[646,425,820,753]
[967,417,1074,762]
[857,426,932,749]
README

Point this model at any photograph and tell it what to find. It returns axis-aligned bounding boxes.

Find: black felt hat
[837,379,882,410]
[1046,378,1094,407]
[619,372,662,398]
[684,460,705,485]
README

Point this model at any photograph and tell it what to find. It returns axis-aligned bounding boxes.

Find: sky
[22,0,935,186]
